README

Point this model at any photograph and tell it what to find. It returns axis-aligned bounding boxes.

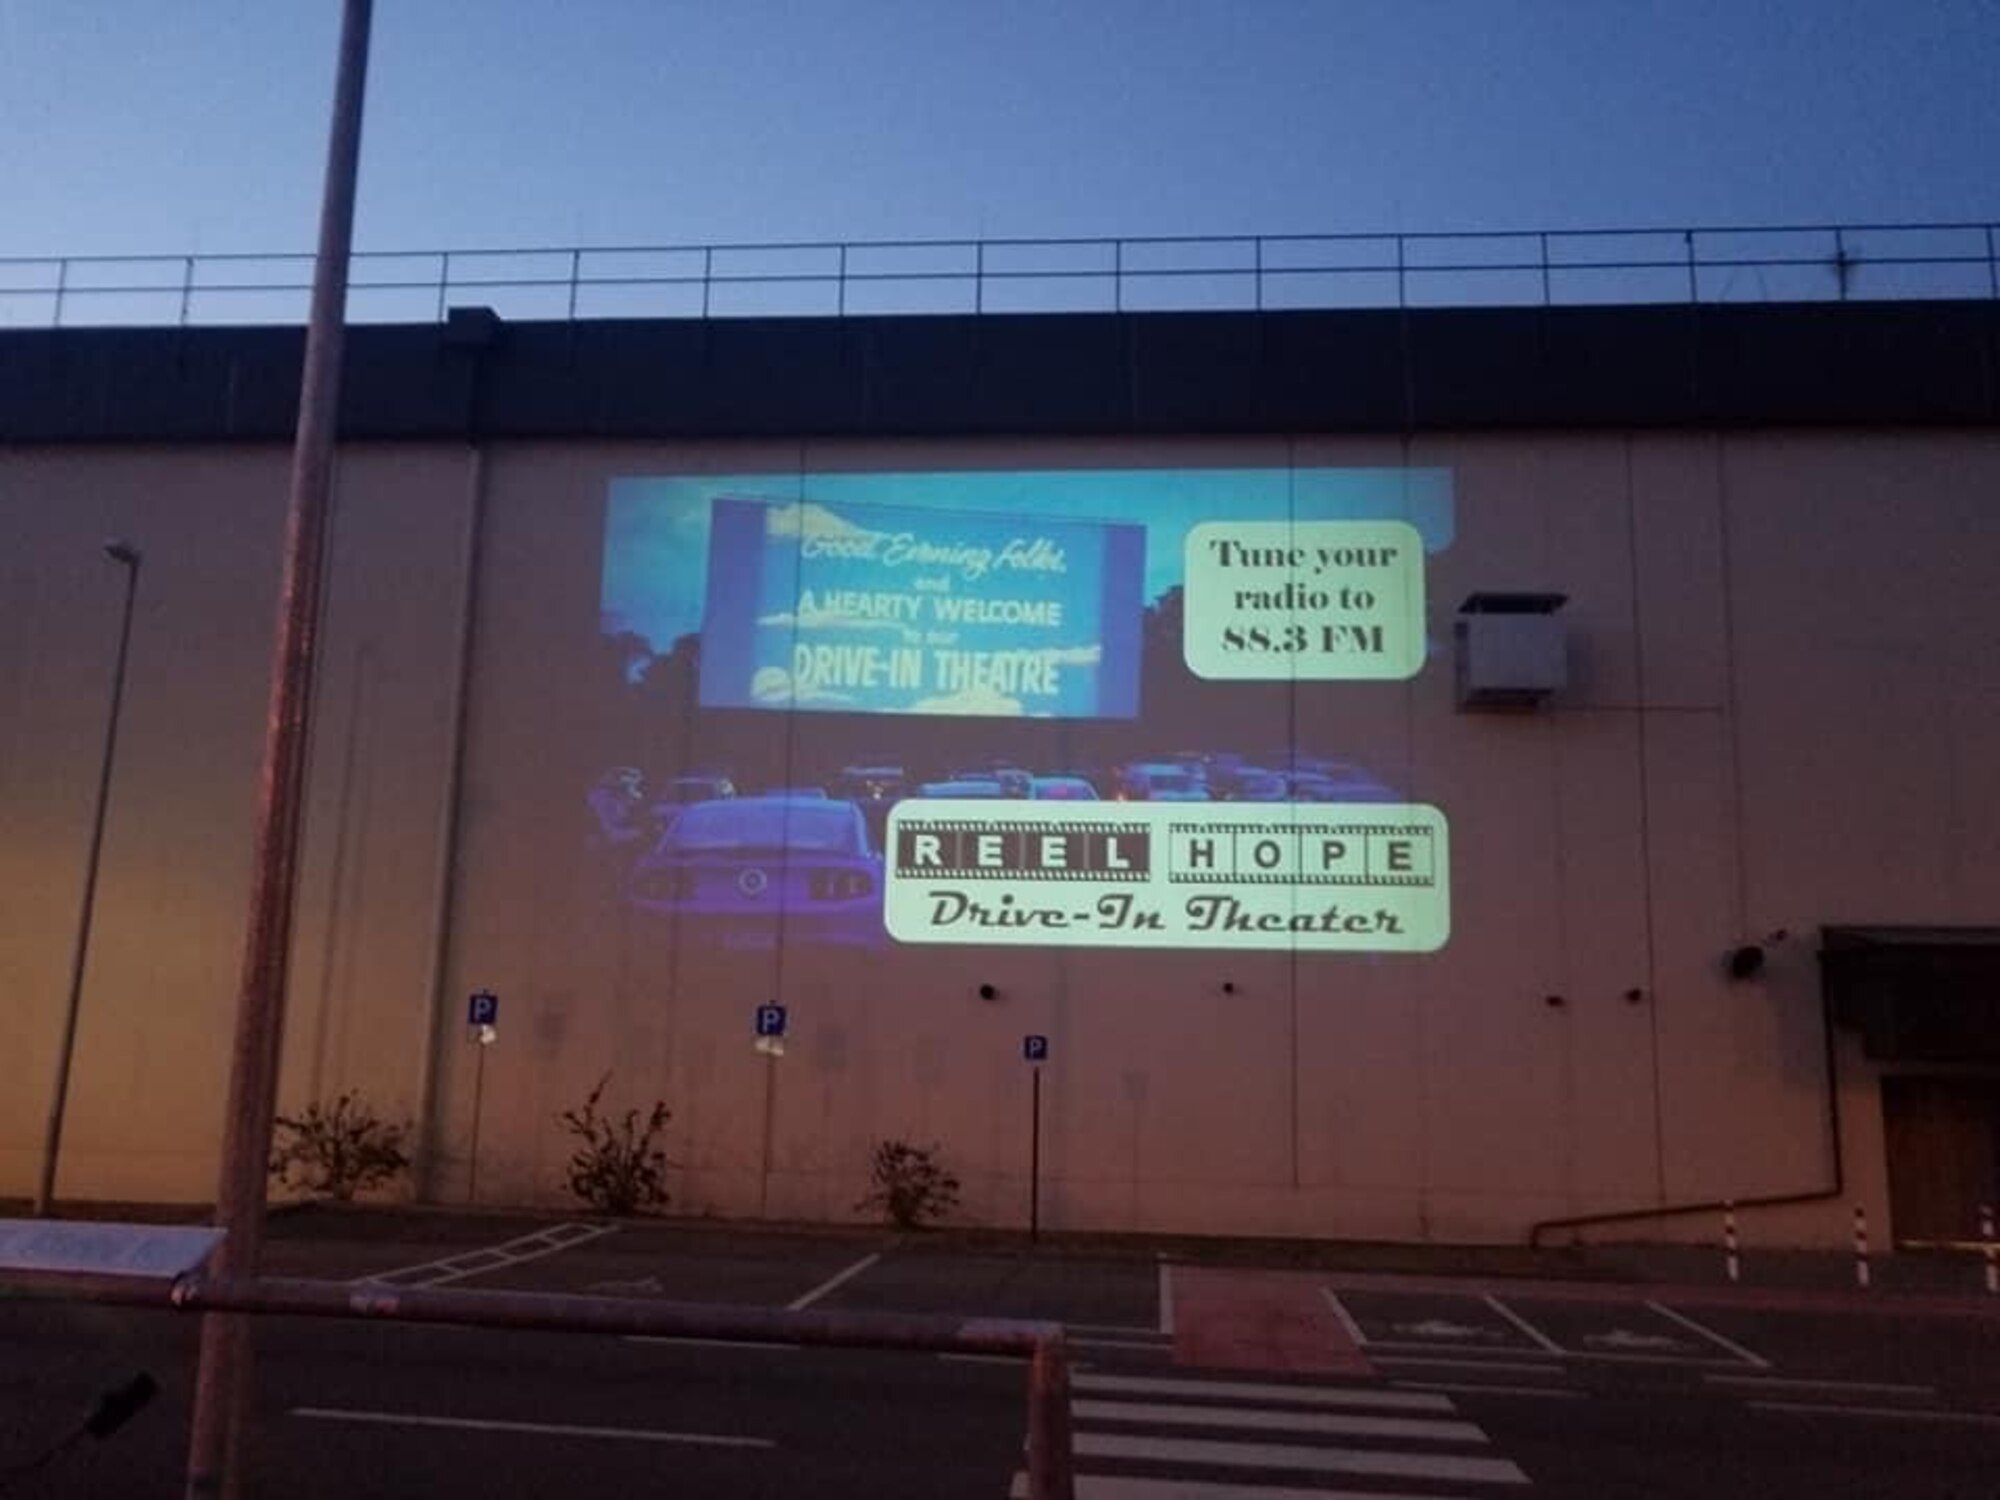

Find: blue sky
[2,0,1995,261]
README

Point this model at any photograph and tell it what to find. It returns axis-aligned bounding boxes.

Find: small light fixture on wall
[977,983,998,1002]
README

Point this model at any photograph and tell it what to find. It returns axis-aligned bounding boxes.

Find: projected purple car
[626,795,885,949]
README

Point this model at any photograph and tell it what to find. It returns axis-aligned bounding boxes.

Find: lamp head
[103,539,141,567]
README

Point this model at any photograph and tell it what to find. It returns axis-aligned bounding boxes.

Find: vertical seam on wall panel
[1548,669,1576,1212]
[414,441,487,1200]
[1286,445,1301,1192]
[1714,433,1751,936]
[1625,435,1667,1204]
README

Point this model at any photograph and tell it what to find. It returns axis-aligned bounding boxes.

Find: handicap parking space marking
[354,1223,619,1290]
[1323,1287,1545,1353]
[1493,1295,1761,1365]
[1642,1299,1770,1367]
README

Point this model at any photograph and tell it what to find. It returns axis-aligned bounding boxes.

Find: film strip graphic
[1166,821,1437,887]
[893,818,1152,881]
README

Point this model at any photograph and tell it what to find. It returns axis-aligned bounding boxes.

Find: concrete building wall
[4,429,1996,1246]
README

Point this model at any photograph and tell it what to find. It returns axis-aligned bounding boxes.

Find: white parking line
[1071,1336,1173,1351]
[354,1223,617,1289]
[785,1251,881,1310]
[292,1407,773,1447]
[1396,1381,1585,1401]
[1643,1300,1771,1367]
[1481,1295,1563,1354]
[1371,1356,1566,1377]
[1074,1399,1486,1444]
[623,1336,800,1351]
[1076,1432,1529,1486]
[1319,1289,1370,1346]
[1012,1475,1465,1500]
[1748,1402,2000,1427]
[1074,1372,1455,1412]
[1705,1373,1934,1397]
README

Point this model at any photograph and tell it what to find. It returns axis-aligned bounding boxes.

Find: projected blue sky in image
[602,468,1455,657]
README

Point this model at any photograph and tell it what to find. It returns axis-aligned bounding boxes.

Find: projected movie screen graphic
[594,467,1454,954]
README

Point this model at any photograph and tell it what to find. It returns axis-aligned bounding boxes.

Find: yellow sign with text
[1182,519,1426,680]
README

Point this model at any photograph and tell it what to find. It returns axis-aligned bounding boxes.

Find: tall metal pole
[184,3,373,1496]
[33,541,142,1217]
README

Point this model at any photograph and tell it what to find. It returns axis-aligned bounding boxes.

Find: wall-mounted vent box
[1455,592,1568,710]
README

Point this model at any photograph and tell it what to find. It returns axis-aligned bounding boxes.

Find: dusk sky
[2,0,1995,264]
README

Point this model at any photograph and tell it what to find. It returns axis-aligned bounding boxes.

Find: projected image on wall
[593,467,1454,953]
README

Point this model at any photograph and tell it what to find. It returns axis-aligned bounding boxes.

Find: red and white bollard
[1723,1201,1740,1284]
[1853,1204,1871,1289]
[1981,1205,1996,1296]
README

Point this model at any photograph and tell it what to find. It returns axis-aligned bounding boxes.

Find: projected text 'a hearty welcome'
[885,802,1449,951]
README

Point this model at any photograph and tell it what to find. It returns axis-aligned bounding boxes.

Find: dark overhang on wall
[1823,926,2000,1065]
[1,299,1995,445]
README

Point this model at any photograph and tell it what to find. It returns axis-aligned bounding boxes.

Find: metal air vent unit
[1454,591,1568,710]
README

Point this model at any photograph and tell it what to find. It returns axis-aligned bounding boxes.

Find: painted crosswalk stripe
[1012,1475,1487,1499]
[1074,1398,1485,1443]
[1075,1432,1529,1485]
[1074,1372,1456,1412]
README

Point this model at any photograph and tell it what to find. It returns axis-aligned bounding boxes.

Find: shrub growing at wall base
[858,1139,960,1230]
[268,1091,412,1202]
[558,1074,672,1215]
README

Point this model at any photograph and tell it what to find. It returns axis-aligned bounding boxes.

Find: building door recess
[1881,1076,2000,1246]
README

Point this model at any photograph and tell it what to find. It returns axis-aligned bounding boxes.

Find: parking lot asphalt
[9,1208,2000,1498]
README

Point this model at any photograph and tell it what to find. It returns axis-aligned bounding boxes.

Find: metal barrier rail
[2,222,1996,328]
[9,1272,1078,1499]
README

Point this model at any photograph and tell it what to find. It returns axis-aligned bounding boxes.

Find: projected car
[1030,775,1099,800]
[626,795,884,949]
[1114,762,1210,801]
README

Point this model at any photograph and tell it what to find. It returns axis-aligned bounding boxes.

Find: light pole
[184,1,372,1494]
[34,539,143,1218]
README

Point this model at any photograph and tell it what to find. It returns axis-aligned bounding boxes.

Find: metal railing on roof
[2,222,1996,329]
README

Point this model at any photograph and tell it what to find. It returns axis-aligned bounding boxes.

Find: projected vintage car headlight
[884,800,1450,952]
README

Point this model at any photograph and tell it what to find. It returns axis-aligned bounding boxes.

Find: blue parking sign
[755,1004,788,1038]
[1023,1034,1049,1062]
[467,991,499,1027]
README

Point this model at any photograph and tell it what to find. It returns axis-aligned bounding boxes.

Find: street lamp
[33,538,143,1217]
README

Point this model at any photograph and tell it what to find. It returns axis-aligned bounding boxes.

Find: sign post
[1023,1035,1049,1243]
[755,1005,788,1219]
[466,991,499,1203]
